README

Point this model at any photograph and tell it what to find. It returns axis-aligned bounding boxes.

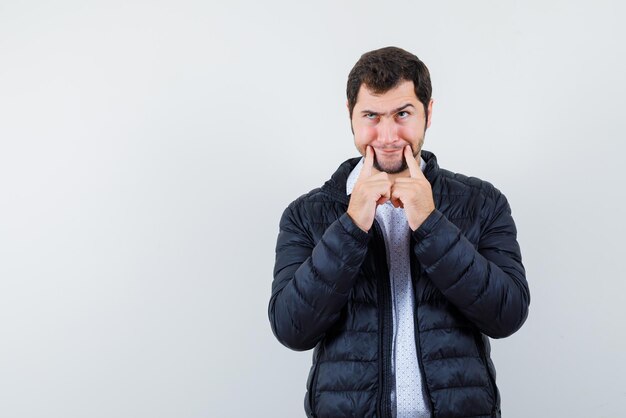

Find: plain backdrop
[1,1,625,417]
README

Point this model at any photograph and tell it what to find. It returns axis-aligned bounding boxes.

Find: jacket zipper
[372,220,393,418]
[412,307,435,415]
[410,241,435,415]
[308,358,320,417]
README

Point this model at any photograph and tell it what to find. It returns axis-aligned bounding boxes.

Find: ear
[346,100,355,134]
[426,99,434,129]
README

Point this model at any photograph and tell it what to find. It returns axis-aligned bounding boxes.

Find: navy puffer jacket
[269,150,530,418]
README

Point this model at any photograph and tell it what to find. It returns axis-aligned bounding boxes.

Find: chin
[374,159,407,174]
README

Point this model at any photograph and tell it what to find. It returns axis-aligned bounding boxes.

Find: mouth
[375,147,403,155]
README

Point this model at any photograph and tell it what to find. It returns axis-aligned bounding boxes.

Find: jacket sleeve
[412,191,530,338]
[268,204,371,351]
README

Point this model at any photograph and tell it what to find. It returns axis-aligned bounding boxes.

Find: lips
[376,148,402,155]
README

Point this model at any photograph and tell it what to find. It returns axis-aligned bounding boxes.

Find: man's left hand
[391,145,436,231]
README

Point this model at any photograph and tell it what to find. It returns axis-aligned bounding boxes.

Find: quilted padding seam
[422,354,481,363]
[430,384,490,392]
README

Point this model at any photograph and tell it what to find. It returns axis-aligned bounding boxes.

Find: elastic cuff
[338,212,371,245]
[412,209,444,240]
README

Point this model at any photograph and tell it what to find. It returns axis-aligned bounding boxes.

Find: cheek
[397,125,419,140]
[355,125,377,145]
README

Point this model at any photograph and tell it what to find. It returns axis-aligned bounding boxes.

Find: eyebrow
[360,103,415,116]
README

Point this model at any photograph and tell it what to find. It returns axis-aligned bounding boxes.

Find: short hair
[347,46,432,124]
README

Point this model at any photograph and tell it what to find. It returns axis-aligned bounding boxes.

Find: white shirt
[346,157,431,418]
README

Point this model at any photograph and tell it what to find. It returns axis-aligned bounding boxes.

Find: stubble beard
[373,156,408,174]
[373,139,423,174]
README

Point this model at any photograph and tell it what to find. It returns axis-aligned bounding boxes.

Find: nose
[377,117,397,144]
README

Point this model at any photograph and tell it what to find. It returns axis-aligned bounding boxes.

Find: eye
[397,111,410,119]
[364,113,378,120]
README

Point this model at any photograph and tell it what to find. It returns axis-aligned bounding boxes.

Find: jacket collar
[320,149,440,205]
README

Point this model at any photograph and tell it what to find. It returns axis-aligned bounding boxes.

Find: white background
[1,1,625,417]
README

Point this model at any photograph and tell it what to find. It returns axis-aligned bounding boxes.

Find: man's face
[350,80,432,174]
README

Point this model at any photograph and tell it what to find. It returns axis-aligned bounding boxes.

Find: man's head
[347,47,433,174]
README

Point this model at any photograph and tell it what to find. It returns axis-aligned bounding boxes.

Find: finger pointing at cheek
[404,145,422,178]
[359,145,374,181]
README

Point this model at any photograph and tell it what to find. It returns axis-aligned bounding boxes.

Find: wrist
[410,208,435,232]
[346,210,370,233]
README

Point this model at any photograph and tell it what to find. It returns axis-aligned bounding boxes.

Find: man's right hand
[347,146,392,232]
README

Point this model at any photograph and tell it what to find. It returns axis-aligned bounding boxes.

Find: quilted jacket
[268,150,530,417]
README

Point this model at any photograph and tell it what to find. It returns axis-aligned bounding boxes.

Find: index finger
[404,145,421,178]
[358,145,374,180]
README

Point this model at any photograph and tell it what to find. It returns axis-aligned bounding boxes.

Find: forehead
[354,80,419,110]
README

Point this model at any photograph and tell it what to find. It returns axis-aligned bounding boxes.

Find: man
[268,46,529,418]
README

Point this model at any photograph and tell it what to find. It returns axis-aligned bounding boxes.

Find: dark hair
[346,46,432,124]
